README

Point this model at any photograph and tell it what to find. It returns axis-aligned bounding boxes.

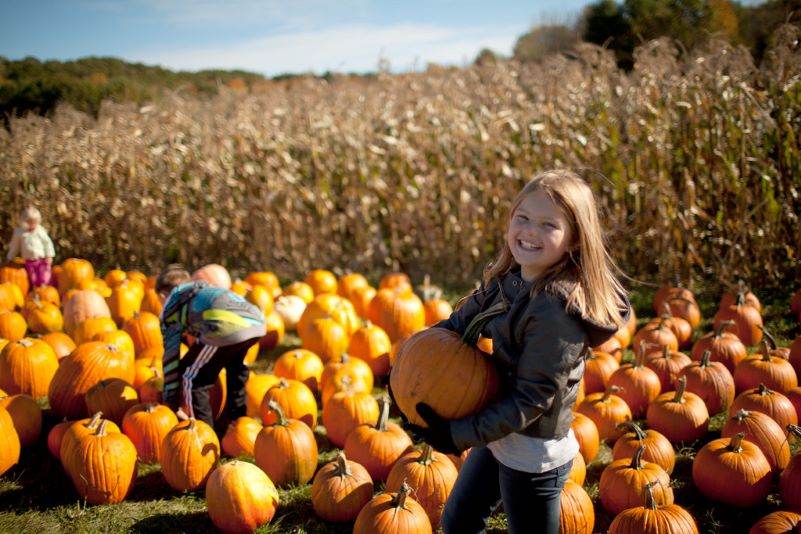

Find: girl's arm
[5,229,20,261]
[433,280,495,335]
[449,293,586,450]
[160,321,185,410]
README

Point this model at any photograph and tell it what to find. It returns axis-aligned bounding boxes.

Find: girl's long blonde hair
[484,169,627,328]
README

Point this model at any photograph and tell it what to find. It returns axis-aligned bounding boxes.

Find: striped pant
[177,337,256,430]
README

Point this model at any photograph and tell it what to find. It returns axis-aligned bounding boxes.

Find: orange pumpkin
[254,400,318,487]
[0,311,26,342]
[123,312,162,356]
[121,402,178,463]
[205,460,279,533]
[85,378,139,424]
[0,337,59,398]
[367,288,425,343]
[221,416,262,457]
[0,393,42,446]
[305,269,338,295]
[311,451,374,523]
[259,378,317,429]
[353,482,432,534]
[40,332,76,360]
[323,388,380,448]
[62,289,111,336]
[160,418,221,491]
[348,322,392,377]
[273,349,324,393]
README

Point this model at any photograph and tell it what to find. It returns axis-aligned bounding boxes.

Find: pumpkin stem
[377,394,390,432]
[700,350,712,368]
[672,376,687,403]
[758,383,772,396]
[629,444,646,469]
[732,408,750,422]
[759,326,777,351]
[644,481,660,510]
[660,302,672,319]
[94,419,109,437]
[18,338,33,347]
[268,399,288,426]
[86,411,104,430]
[393,481,412,510]
[760,340,772,362]
[715,320,736,337]
[787,424,801,439]
[662,345,670,359]
[419,443,434,465]
[187,418,195,430]
[727,432,746,452]
[462,299,506,347]
[278,378,289,389]
[341,353,350,364]
[145,403,156,413]
[334,451,352,476]
[617,421,646,441]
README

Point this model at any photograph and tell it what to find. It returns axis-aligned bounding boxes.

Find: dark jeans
[441,445,572,534]
[177,337,256,434]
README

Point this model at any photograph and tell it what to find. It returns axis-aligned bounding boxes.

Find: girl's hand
[404,403,460,455]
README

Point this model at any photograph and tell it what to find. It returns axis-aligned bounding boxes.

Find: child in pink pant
[5,207,55,288]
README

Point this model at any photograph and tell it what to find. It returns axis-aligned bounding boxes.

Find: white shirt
[487,429,579,473]
[6,226,55,260]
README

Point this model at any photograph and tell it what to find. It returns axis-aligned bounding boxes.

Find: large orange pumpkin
[49,342,136,418]
[608,481,698,534]
[0,406,21,476]
[0,393,42,446]
[122,402,178,463]
[62,420,137,505]
[254,400,318,487]
[389,325,499,427]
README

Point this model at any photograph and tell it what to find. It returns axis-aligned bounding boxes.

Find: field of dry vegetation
[1,27,799,293]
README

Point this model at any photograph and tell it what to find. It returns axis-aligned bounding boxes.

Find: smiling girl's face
[507,189,574,282]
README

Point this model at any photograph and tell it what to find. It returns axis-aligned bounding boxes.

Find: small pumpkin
[608,481,698,534]
[253,400,318,487]
[575,386,632,443]
[311,451,374,523]
[121,402,178,463]
[353,481,433,534]
[160,418,221,491]
[646,376,709,442]
[612,422,676,475]
[259,378,317,429]
[679,349,735,415]
[691,320,747,373]
[721,409,790,473]
[599,444,674,515]
[205,460,279,534]
[221,416,262,457]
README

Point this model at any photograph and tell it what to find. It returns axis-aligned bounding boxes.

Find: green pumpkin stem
[268,400,288,426]
[629,444,646,469]
[617,421,647,441]
[419,443,434,465]
[732,409,750,422]
[672,376,687,403]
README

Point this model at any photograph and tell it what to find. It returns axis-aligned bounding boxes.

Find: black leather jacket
[435,268,631,450]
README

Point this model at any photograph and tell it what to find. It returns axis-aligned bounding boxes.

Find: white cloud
[130,22,526,75]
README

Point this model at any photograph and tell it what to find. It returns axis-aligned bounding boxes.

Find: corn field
[1,27,799,291]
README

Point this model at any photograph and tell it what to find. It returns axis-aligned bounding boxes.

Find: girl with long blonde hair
[406,169,630,534]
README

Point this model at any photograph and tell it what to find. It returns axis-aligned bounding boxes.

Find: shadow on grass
[130,510,212,533]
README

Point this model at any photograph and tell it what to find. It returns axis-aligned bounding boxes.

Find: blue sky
[0,0,592,75]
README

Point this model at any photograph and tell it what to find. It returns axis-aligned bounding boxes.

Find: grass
[1,285,799,533]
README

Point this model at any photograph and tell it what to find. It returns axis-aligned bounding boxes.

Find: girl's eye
[544,222,557,229]
[515,214,528,222]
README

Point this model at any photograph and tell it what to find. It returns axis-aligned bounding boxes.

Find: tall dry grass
[1,28,799,291]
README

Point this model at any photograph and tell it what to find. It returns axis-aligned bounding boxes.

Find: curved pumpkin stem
[334,451,352,477]
[628,444,646,470]
[760,340,773,362]
[787,424,801,439]
[418,443,434,466]
[758,383,772,397]
[728,432,746,452]
[759,325,777,351]
[700,350,712,368]
[715,320,736,338]
[86,411,104,430]
[672,376,688,403]
[617,421,647,441]
[377,394,390,432]
[268,400,288,426]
